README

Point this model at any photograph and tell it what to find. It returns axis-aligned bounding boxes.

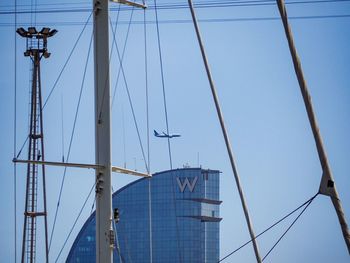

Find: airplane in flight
[154,130,181,138]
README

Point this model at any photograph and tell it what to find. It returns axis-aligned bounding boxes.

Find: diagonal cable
[154,2,183,262]
[218,193,318,262]
[13,0,18,261]
[54,180,97,262]
[154,0,173,169]
[262,194,317,261]
[144,7,153,263]
[109,16,149,173]
[43,11,92,109]
[15,12,93,161]
[49,31,93,252]
[98,4,123,117]
[110,7,133,109]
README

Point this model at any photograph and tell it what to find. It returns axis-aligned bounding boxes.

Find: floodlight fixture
[16,27,28,38]
[40,27,50,35]
[16,26,57,59]
[48,29,58,37]
[17,27,58,39]
[28,27,37,34]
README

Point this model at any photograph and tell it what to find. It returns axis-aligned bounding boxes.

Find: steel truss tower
[16,27,57,263]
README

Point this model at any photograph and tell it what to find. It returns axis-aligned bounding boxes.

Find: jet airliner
[154,130,181,138]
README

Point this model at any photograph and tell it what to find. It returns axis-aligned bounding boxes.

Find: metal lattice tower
[17,27,57,263]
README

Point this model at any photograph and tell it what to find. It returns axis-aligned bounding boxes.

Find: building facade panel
[67,168,221,262]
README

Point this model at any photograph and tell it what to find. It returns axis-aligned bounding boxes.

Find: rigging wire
[144,8,150,175]
[100,5,148,173]
[122,105,127,168]
[2,0,350,15]
[218,193,319,262]
[153,2,184,263]
[54,180,97,262]
[109,16,149,172]
[43,12,92,109]
[15,137,28,159]
[13,0,18,261]
[61,93,65,162]
[3,14,350,29]
[90,194,96,215]
[14,12,93,162]
[154,0,173,169]
[110,5,122,109]
[49,30,94,253]
[113,219,124,263]
[110,6,134,110]
[3,0,350,8]
[98,3,123,120]
[262,195,317,261]
[111,186,124,263]
[143,6,153,263]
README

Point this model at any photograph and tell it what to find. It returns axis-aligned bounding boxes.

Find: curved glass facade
[66,168,221,262]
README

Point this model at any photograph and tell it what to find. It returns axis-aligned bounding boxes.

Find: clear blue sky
[0,0,349,262]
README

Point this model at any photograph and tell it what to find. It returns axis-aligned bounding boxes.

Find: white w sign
[176,176,198,192]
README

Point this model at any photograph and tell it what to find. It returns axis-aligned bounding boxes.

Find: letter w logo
[176,176,198,193]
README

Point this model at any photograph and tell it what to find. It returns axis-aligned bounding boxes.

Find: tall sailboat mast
[93,0,114,261]
[92,1,147,261]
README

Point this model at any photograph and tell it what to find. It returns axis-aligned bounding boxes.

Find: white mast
[93,0,113,262]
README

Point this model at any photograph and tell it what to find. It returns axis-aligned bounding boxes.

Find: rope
[262,195,316,261]
[218,193,318,262]
[49,31,93,252]
[109,17,149,172]
[187,0,262,261]
[154,0,173,169]
[54,180,96,262]
[13,0,18,261]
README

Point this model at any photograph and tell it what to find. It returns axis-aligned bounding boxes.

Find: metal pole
[93,0,114,262]
[37,58,50,263]
[277,0,350,253]
[21,53,36,263]
[187,1,262,262]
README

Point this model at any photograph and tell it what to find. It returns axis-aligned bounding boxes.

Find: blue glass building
[66,168,221,262]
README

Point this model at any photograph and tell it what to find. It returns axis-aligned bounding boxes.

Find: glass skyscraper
[66,168,221,262]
